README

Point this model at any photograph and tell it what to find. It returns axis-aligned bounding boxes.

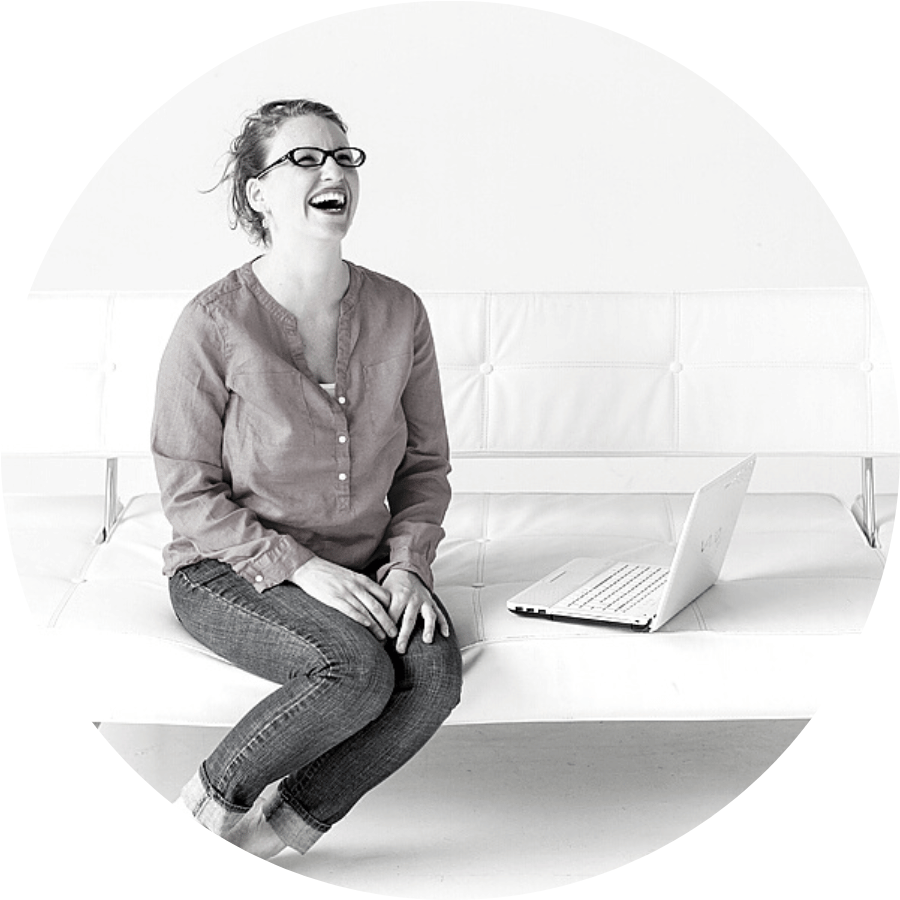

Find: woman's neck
[252,243,349,319]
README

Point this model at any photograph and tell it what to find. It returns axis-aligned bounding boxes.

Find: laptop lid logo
[700,526,723,554]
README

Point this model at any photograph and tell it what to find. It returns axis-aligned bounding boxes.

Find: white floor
[100,718,806,899]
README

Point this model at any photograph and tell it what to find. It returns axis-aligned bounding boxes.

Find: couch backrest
[3,287,898,459]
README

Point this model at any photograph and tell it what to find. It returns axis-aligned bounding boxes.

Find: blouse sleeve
[375,296,452,592]
[150,300,313,591]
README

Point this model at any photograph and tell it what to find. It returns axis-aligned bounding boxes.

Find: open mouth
[308,190,348,213]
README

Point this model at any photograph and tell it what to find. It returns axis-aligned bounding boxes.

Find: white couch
[2,286,897,726]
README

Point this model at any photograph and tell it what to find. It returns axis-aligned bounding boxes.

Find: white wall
[32,2,864,294]
[15,0,893,500]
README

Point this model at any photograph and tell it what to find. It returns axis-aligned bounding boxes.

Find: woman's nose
[320,155,344,179]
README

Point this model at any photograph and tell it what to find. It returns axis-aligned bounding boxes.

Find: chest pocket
[362,353,413,432]
[229,369,312,444]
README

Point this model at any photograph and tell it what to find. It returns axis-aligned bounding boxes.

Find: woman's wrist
[377,559,433,591]
[382,566,429,590]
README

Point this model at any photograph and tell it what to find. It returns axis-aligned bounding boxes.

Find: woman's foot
[172,792,287,859]
[222,802,288,859]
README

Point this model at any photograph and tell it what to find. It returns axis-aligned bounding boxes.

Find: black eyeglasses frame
[254,146,367,179]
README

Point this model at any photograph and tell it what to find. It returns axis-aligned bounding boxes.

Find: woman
[151,99,462,858]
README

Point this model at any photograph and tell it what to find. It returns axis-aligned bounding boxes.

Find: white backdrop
[2,2,899,900]
[32,1,864,295]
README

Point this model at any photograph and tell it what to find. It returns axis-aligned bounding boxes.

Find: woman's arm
[151,300,313,591]
[375,297,454,650]
[375,296,452,591]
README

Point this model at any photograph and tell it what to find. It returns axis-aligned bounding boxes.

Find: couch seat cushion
[15,491,887,726]
[4,494,105,625]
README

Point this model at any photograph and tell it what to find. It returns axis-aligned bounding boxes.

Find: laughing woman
[151,99,462,858]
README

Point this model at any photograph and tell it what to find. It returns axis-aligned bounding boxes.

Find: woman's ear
[246,177,267,215]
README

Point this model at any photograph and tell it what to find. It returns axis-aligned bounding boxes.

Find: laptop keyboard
[556,563,668,615]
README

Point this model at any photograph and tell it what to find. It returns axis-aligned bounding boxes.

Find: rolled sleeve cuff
[376,549,435,593]
[234,536,315,592]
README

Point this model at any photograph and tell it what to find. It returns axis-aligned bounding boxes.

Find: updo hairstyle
[217,99,349,245]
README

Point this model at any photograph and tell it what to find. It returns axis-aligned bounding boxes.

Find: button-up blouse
[151,260,451,592]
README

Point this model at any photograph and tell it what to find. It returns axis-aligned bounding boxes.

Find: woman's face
[247,115,361,247]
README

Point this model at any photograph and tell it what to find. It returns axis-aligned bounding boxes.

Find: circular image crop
[3,3,897,898]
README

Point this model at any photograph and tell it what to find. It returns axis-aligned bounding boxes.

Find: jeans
[169,558,463,852]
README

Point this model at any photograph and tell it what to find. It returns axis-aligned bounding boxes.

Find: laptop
[506,455,756,632]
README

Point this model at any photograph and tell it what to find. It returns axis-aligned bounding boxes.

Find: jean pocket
[177,558,233,587]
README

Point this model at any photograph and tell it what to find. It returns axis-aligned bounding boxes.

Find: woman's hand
[382,569,450,654]
[290,558,397,641]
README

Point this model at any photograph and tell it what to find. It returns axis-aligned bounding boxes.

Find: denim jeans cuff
[180,768,248,836]
[264,792,329,854]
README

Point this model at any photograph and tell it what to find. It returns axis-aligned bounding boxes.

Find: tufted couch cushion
[9,487,884,726]
[4,287,897,459]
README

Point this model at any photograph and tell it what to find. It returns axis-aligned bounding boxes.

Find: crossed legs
[169,559,463,856]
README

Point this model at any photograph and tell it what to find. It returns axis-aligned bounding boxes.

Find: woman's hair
[216,99,349,245]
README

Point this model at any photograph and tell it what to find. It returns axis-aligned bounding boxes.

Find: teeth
[310,191,347,210]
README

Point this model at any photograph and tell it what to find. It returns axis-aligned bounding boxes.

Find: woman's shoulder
[349,261,421,306]
[190,262,255,314]
[167,264,260,350]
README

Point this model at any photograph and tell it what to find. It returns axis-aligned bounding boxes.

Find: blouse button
[337,396,347,405]
[338,435,347,444]
[254,575,263,583]
[338,473,348,481]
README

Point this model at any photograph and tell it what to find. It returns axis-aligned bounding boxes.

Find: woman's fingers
[361,578,392,608]
[382,569,453,654]
[291,558,397,639]
[394,593,440,653]
[332,596,388,636]
[395,604,420,654]
[395,599,448,653]
[324,589,396,640]
[292,563,452,652]
[435,603,451,638]
[348,582,398,637]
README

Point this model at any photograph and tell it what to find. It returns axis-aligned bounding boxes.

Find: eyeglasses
[254,146,367,179]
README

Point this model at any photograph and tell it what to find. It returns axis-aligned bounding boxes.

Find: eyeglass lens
[290,147,366,167]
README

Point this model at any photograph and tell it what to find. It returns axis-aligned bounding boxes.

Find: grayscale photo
[2,2,897,899]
